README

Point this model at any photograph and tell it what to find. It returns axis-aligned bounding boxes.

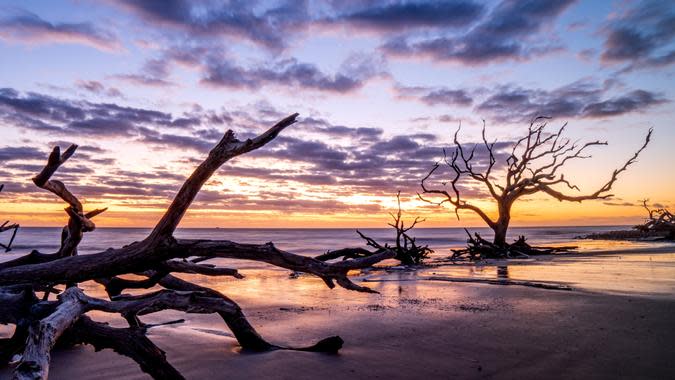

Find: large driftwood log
[0,113,394,379]
[14,288,87,380]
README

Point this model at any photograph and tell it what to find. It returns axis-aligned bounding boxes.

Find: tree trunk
[492,202,511,247]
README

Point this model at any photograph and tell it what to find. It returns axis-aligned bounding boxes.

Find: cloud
[603,201,636,207]
[474,82,666,122]
[330,0,484,30]
[601,1,675,70]
[111,0,310,50]
[420,89,473,106]
[581,90,667,117]
[0,9,121,51]
[302,117,383,140]
[0,88,211,138]
[110,57,178,88]
[6,87,641,219]
[382,0,576,64]
[0,146,43,161]
[75,80,123,98]
[111,74,175,87]
[202,54,384,92]
[395,84,474,107]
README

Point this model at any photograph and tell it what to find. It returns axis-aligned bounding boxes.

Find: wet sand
[2,251,675,379]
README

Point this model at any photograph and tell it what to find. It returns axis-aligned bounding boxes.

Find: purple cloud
[601,1,675,70]
[0,9,121,51]
[330,0,484,30]
[202,55,383,93]
[111,0,309,50]
[382,0,576,64]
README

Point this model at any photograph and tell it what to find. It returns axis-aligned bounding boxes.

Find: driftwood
[581,200,675,241]
[419,117,652,247]
[0,185,19,252]
[635,200,674,239]
[0,113,395,379]
[384,191,433,265]
[317,191,433,266]
[451,229,576,260]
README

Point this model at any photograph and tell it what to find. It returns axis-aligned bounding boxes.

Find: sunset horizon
[1,1,672,230]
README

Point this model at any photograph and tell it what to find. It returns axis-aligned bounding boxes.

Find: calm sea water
[1,225,642,257]
[3,226,675,297]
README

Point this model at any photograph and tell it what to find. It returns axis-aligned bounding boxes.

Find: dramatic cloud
[601,1,675,70]
[382,0,576,64]
[0,9,120,51]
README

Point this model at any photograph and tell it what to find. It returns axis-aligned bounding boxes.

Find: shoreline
[2,276,673,379]
[2,247,675,379]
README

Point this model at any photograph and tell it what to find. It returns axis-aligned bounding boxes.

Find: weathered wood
[14,287,87,380]
[148,113,299,241]
[450,230,576,260]
[350,191,433,266]
[173,239,394,293]
[63,316,185,380]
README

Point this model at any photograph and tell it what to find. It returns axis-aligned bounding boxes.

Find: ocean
[3,226,675,297]
[1,225,645,257]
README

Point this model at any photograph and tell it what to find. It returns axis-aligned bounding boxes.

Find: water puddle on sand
[424,250,675,299]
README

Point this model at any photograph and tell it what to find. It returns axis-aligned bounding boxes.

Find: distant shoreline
[12,225,636,230]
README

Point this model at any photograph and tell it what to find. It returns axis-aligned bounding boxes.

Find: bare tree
[0,114,395,380]
[0,185,19,252]
[420,117,652,255]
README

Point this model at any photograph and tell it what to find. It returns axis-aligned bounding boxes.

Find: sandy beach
[3,248,674,380]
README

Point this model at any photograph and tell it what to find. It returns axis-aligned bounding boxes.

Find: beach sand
[3,260,675,380]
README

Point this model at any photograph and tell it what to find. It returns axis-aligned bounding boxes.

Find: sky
[0,0,673,228]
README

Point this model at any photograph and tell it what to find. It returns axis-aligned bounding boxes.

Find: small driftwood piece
[0,113,395,380]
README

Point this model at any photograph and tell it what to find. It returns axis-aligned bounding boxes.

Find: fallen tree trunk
[0,113,393,379]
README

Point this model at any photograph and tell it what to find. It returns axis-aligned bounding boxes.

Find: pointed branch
[537,128,652,202]
[148,113,299,242]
